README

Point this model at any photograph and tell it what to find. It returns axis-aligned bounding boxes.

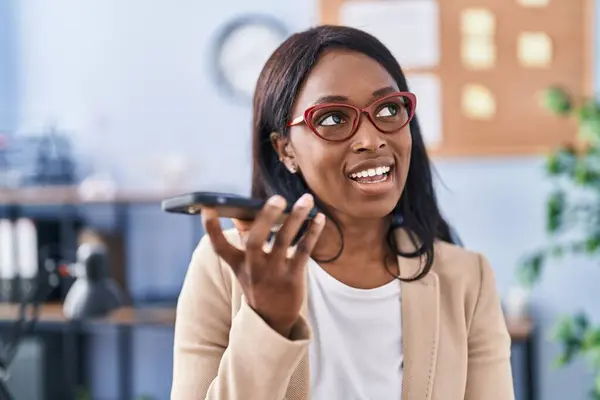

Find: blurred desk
[0,302,175,326]
[0,304,535,400]
[0,302,175,400]
[506,316,536,400]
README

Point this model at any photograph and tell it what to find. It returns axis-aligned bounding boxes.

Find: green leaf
[516,252,545,287]
[547,191,566,232]
[546,147,577,177]
[577,98,600,121]
[580,117,600,144]
[594,374,600,398]
[591,388,600,400]
[541,87,572,115]
[554,343,579,367]
[573,159,600,185]
[575,313,591,332]
[547,152,562,175]
[585,235,600,254]
[554,316,576,342]
[555,352,571,368]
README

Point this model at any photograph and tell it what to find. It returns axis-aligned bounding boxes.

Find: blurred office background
[0,0,597,399]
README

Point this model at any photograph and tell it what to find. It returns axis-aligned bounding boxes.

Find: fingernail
[297,193,313,207]
[267,195,286,208]
[314,213,325,225]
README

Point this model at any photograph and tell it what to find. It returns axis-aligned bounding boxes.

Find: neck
[312,213,392,266]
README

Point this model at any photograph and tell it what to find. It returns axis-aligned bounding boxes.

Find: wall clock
[211,14,289,103]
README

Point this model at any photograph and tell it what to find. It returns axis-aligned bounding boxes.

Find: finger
[290,213,326,274]
[245,195,287,255]
[271,193,314,259]
[202,207,244,269]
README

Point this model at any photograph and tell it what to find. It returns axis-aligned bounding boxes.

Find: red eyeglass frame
[287,91,417,142]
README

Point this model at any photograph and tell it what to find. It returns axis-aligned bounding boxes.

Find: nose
[350,114,387,153]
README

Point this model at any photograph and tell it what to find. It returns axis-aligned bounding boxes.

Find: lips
[344,156,397,196]
[346,157,395,183]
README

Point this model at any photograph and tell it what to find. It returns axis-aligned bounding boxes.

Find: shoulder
[430,241,498,304]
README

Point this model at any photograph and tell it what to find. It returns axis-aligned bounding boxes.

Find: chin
[344,196,400,221]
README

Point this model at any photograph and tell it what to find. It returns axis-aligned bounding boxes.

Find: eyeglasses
[287,91,417,142]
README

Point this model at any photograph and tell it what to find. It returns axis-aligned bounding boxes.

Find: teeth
[350,165,391,179]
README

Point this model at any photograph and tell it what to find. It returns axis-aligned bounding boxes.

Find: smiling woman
[172,25,515,400]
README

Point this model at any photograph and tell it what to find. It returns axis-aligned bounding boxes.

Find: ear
[270,132,298,174]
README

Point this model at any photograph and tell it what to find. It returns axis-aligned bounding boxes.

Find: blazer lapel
[395,230,440,400]
[286,246,311,400]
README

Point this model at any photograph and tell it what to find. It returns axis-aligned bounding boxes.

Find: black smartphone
[161,191,318,222]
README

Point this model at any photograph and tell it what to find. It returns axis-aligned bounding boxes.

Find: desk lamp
[62,242,123,319]
[0,242,124,400]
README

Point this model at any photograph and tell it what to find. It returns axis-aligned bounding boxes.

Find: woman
[172,25,514,400]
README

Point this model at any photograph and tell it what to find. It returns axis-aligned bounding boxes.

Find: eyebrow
[372,86,397,98]
[312,86,398,105]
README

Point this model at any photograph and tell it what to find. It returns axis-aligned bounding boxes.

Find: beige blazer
[171,228,515,400]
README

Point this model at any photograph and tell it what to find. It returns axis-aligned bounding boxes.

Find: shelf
[0,186,182,206]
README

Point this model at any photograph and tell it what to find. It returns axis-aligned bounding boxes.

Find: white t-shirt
[307,259,403,400]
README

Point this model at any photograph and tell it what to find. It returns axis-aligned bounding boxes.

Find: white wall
[16,0,316,191]
[0,0,18,132]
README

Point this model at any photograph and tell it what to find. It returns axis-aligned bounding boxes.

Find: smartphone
[161,191,318,222]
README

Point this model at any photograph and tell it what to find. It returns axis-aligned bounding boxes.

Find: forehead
[294,49,399,110]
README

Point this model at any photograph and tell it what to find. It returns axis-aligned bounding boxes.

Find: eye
[318,113,347,126]
[376,103,400,118]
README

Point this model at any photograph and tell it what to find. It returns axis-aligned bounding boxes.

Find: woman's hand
[202,194,325,338]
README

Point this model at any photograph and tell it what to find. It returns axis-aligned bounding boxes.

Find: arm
[464,255,515,400]
[171,235,311,400]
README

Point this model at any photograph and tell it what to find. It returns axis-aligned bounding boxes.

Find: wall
[0,0,18,132]
[8,0,600,399]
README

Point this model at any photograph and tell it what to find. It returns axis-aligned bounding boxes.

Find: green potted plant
[519,86,600,399]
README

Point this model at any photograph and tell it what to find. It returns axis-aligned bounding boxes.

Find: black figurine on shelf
[30,125,76,186]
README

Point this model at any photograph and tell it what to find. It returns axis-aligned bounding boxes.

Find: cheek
[400,130,413,154]
[290,133,345,189]
[394,131,412,179]
[391,130,412,159]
